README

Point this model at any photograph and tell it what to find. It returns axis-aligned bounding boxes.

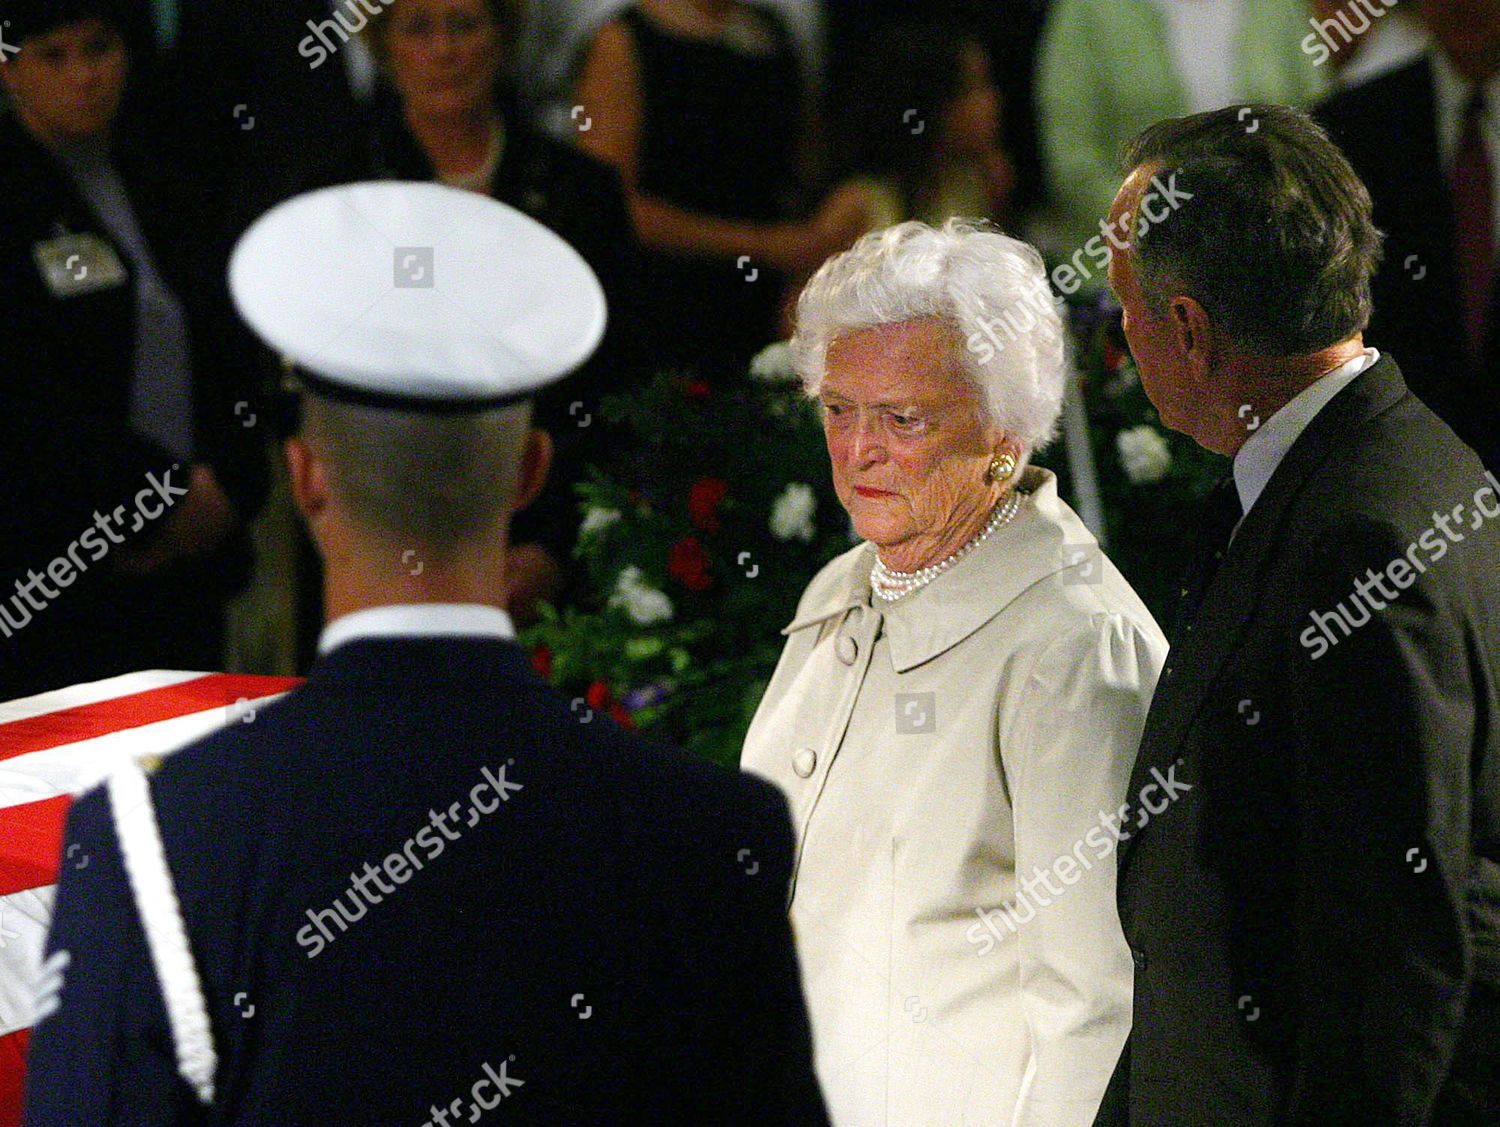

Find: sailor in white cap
[23,182,828,1125]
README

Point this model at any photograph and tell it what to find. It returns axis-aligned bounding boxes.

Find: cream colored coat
[742,468,1168,1127]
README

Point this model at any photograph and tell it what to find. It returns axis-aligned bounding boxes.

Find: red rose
[687,477,729,532]
[685,379,712,399]
[585,679,612,711]
[609,703,637,730]
[530,645,553,680]
[667,536,713,592]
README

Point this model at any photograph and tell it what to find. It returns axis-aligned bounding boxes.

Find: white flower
[579,506,621,538]
[609,566,674,626]
[750,341,798,383]
[770,482,817,542]
[1116,425,1172,485]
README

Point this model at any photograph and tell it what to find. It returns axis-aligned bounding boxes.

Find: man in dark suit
[1094,104,1500,1124]
[1315,0,1500,471]
[21,183,828,1124]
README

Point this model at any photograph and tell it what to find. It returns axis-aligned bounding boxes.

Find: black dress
[619,4,805,373]
[293,90,645,612]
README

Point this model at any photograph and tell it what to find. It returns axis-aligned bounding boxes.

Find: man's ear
[1168,294,1216,385]
[284,436,330,524]
[513,428,553,514]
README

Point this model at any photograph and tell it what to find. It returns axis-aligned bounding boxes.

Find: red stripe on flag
[0,1028,27,1127]
[0,674,301,764]
[0,797,72,897]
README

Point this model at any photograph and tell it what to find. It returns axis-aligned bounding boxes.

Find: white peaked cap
[229,181,607,412]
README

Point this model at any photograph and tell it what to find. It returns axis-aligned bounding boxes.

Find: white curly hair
[790,218,1068,452]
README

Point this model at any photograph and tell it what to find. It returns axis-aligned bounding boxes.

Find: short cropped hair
[301,396,532,551]
[791,219,1067,451]
[1122,103,1384,355]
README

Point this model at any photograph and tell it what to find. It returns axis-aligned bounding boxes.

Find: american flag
[0,671,301,1126]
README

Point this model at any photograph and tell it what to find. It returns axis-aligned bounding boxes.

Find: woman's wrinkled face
[1,19,127,144]
[819,318,1002,553]
[382,0,503,120]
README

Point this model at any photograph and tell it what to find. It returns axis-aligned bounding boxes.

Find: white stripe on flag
[0,889,55,1038]
[0,696,289,813]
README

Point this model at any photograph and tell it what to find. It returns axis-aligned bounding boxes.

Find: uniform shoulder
[616,723,788,814]
[594,723,794,863]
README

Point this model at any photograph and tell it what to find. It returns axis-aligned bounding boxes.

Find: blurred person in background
[1036,0,1324,286]
[575,0,864,372]
[297,0,643,625]
[512,0,825,141]
[1317,0,1499,471]
[818,21,1015,233]
[821,0,1052,221]
[779,20,1016,334]
[0,0,268,698]
[1308,0,1429,90]
[168,0,381,249]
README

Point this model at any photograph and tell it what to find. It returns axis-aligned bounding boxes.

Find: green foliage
[522,360,852,766]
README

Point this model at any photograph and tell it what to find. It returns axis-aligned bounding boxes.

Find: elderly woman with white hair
[741,220,1168,1126]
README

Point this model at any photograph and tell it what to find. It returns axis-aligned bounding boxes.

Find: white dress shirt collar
[318,603,517,656]
[1233,347,1381,518]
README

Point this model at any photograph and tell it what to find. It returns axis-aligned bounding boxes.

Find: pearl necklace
[870,490,1027,602]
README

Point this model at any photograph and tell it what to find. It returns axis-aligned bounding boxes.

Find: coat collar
[780,467,1103,673]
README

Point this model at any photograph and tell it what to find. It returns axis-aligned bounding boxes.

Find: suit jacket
[1096,357,1500,1125]
[1316,59,1500,470]
[0,111,269,697]
[743,467,1167,1125]
[22,636,828,1124]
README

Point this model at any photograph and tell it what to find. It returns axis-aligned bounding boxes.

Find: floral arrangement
[527,306,1225,762]
[1034,293,1227,618]
[521,345,853,766]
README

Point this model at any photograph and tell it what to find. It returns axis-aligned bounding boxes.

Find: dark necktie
[1452,88,1494,369]
[1170,476,1243,645]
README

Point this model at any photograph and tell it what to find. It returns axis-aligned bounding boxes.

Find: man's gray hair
[790,219,1067,451]
[1121,104,1384,355]
[301,396,533,551]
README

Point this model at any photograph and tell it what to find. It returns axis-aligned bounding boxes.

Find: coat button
[1131,946,1148,971]
[792,748,817,778]
[836,634,859,664]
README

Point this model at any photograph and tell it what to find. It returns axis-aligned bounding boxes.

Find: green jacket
[1037,0,1326,280]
